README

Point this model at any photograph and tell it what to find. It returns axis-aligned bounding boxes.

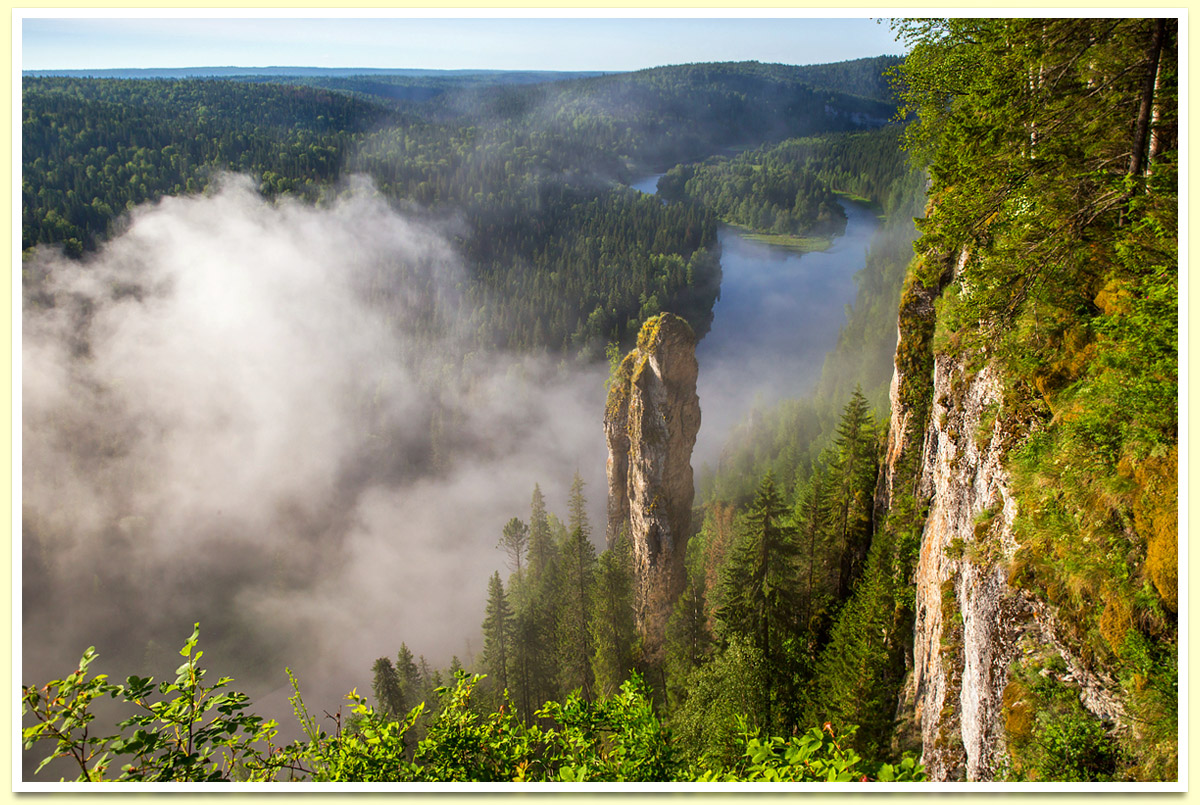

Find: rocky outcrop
[885,251,1127,781]
[604,313,701,660]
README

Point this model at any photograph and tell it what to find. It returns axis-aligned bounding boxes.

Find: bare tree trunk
[1147,20,1176,172]
[1129,19,1166,178]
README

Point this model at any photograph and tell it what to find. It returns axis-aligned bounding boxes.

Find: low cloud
[21,175,608,727]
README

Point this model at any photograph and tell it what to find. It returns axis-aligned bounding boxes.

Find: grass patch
[728,225,834,254]
[833,190,885,218]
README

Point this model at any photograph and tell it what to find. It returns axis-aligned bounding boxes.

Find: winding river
[630,174,881,472]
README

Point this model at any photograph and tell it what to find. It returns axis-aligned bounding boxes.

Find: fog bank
[21,175,608,720]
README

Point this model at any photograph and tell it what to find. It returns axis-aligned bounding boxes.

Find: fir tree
[559,521,597,701]
[716,473,799,728]
[794,467,832,647]
[396,643,421,712]
[663,569,713,708]
[567,472,590,543]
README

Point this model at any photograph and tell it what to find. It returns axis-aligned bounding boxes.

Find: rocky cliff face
[604,313,701,660]
[884,252,1127,781]
[908,356,1025,780]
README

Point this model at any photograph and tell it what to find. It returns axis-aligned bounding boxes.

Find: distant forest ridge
[23,56,903,104]
[22,66,611,80]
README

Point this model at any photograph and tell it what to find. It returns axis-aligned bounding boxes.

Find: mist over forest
[23,173,617,710]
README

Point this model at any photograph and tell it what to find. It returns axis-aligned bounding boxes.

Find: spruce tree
[371,656,405,720]
[664,569,713,708]
[825,387,878,602]
[396,643,421,712]
[528,484,554,579]
[716,473,799,729]
[481,571,513,695]
[793,467,833,653]
[558,478,597,701]
[589,534,639,697]
[567,472,590,542]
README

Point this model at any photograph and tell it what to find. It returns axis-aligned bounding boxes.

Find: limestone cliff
[882,251,1127,781]
[604,313,701,660]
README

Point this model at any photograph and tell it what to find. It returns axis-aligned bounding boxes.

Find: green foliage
[663,570,714,708]
[715,474,800,729]
[497,517,529,578]
[22,625,294,781]
[1001,661,1125,782]
[24,629,925,782]
[698,128,923,506]
[696,722,924,782]
[481,572,514,699]
[805,528,910,759]
[668,635,768,767]
[303,691,424,782]
[371,657,405,720]
[24,58,899,359]
[825,388,879,600]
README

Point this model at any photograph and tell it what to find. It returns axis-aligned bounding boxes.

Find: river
[629,174,881,473]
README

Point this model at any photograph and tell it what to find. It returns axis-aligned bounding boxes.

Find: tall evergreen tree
[396,643,422,712]
[589,534,639,697]
[824,387,878,602]
[793,467,833,648]
[558,480,597,702]
[716,473,799,728]
[528,484,554,580]
[567,472,590,543]
[497,517,529,580]
[481,571,513,696]
[371,656,405,720]
[663,569,714,708]
[805,529,905,758]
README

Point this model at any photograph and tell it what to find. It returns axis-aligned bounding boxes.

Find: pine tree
[497,517,529,580]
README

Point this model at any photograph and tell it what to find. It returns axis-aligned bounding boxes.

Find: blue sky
[21,16,906,72]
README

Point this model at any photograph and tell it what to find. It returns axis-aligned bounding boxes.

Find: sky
[20,15,907,72]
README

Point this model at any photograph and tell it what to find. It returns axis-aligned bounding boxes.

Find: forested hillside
[23,59,892,354]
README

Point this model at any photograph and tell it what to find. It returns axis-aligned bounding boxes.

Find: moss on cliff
[893,17,1178,781]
